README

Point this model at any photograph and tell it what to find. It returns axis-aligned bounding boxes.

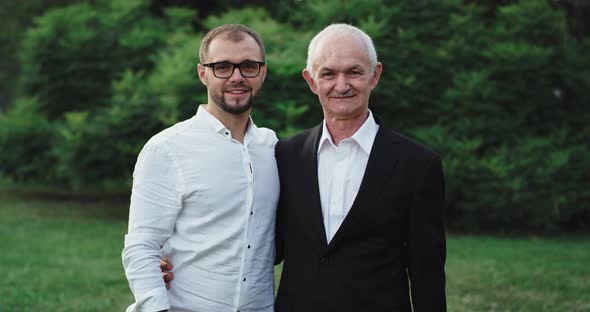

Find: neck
[205,104,250,143]
[324,110,369,145]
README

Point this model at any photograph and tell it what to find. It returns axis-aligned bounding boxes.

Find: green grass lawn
[1,193,132,311]
[2,192,589,311]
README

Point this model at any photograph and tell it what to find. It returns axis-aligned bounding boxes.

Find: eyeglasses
[202,61,265,79]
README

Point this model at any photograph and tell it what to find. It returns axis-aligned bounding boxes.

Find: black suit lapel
[327,126,401,249]
[301,124,329,249]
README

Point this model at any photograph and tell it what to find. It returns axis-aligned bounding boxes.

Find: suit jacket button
[319,257,326,264]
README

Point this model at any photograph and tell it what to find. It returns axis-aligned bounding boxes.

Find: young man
[122,24,278,312]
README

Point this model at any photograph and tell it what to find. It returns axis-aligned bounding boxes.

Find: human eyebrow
[204,60,230,64]
[318,70,336,79]
[348,65,365,72]
[205,59,262,64]
[318,67,335,74]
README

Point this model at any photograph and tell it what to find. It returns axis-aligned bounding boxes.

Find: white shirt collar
[317,110,379,155]
[194,104,256,142]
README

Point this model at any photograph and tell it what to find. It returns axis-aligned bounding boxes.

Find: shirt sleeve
[122,142,184,312]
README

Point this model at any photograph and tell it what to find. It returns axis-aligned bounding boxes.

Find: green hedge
[1,0,588,231]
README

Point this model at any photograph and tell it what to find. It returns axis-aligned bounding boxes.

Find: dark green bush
[18,0,178,119]
[0,98,58,183]
[1,0,588,231]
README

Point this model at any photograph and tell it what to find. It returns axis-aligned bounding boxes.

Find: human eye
[241,61,258,73]
[319,71,335,79]
[214,62,232,73]
[348,69,363,78]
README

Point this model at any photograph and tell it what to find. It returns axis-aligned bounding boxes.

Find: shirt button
[247,245,251,249]
[250,211,253,215]
[243,277,246,282]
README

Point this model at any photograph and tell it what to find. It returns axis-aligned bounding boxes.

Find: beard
[210,84,258,115]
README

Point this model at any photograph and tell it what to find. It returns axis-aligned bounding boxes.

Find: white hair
[306,23,378,77]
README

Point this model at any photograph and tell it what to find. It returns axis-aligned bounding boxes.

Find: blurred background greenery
[1,0,590,311]
[1,0,589,231]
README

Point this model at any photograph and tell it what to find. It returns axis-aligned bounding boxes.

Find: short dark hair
[199,24,265,63]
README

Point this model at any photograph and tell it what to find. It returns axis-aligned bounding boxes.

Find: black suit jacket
[274,120,446,312]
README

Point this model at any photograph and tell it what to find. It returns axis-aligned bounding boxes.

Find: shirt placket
[234,141,254,311]
[329,143,348,242]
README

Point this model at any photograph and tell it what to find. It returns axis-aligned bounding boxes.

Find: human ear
[197,64,208,86]
[302,69,318,95]
[260,63,267,84]
[370,62,383,90]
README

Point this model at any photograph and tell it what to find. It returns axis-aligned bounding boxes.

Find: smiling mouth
[225,88,251,95]
[331,95,355,99]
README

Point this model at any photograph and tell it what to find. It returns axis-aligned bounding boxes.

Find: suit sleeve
[407,154,447,311]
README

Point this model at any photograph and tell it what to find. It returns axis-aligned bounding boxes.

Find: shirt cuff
[126,287,170,312]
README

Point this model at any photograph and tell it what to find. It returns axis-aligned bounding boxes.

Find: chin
[328,106,366,118]
[220,99,253,115]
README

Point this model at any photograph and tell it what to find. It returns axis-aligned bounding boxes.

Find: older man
[274,24,447,311]
[122,24,278,312]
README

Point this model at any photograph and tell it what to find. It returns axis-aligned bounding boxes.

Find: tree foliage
[0,0,588,231]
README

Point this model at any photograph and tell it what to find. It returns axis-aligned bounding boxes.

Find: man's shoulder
[251,126,279,147]
[141,118,194,152]
[278,125,320,147]
[379,126,440,160]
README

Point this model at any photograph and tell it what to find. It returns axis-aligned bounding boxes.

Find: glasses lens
[240,61,260,78]
[213,62,233,78]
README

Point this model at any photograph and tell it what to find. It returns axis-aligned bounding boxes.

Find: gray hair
[306,24,378,77]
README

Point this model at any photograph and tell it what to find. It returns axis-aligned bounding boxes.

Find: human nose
[228,64,245,82]
[334,74,350,93]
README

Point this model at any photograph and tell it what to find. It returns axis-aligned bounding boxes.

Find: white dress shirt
[317,111,379,243]
[122,105,280,312]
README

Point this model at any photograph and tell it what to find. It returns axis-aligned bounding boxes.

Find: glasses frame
[202,61,266,79]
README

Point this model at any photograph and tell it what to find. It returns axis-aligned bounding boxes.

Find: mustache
[331,90,353,97]
[223,84,252,92]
